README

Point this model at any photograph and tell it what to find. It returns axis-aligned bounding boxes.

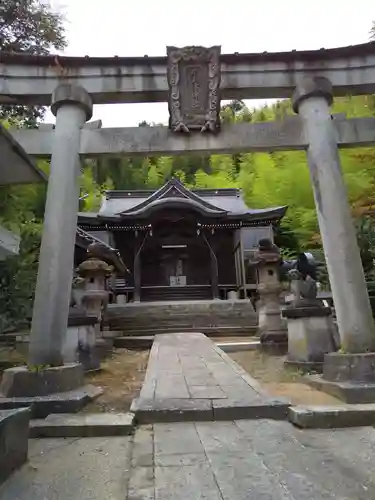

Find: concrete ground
[1,420,375,499]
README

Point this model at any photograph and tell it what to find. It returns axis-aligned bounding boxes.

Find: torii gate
[2,42,375,401]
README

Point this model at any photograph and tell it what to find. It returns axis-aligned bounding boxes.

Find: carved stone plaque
[167,46,221,133]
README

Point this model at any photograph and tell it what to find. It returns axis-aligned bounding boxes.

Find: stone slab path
[131,332,289,422]
[130,421,375,499]
[0,436,133,500]
[2,421,375,499]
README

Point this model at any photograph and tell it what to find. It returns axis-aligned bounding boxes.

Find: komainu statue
[288,269,320,307]
[287,253,322,308]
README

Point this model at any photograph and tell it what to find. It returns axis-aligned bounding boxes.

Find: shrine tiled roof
[78,178,287,223]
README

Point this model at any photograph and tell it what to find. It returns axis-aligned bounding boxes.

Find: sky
[43,0,375,127]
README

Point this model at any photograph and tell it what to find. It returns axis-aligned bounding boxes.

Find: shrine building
[77,178,287,302]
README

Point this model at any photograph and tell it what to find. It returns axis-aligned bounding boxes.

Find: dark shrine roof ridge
[115,178,229,216]
[2,41,375,67]
[105,187,241,200]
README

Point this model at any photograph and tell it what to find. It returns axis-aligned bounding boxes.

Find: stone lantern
[255,239,287,346]
[77,256,113,337]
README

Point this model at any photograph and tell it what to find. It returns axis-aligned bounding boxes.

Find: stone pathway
[2,421,375,499]
[132,332,288,422]
[0,436,133,500]
[3,333,375,498]
[130,421,375,499]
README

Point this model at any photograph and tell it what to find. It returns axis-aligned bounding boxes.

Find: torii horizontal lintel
[9,115,375,158]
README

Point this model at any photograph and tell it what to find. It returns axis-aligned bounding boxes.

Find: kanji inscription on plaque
[167,46,221,133]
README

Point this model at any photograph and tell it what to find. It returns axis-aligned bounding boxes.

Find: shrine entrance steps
[141,285,212,302]
[131,332,289,423]
[104,299,258,338]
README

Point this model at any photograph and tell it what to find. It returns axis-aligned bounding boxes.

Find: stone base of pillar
[1,364,83,397]
[0,364,102,418]
[282,306,336,371]
[305,352,375,403]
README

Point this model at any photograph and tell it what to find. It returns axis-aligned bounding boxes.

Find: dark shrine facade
[77,178,287,302]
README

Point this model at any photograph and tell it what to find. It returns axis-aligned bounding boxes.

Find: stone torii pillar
[293,77,375,402]
[29,84,93,366]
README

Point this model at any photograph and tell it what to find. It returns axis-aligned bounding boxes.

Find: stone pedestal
[77,256,114,360]
[255,242,287,346]
[282,306,336,372]
[65,308,100,372]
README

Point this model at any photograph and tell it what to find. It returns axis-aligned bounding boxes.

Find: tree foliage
[356,216,375,277]
[0,158,50,332]
[79,94,375,252]
[0,0,67,126]
[0,221,42,332]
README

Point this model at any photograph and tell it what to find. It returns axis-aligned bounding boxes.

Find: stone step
[108,323,257,332]
[30,412,135,438]
[114,336,154,349]
[107,317,257,326]
[113,334,259,349]
[141,288,212,301]
[109,320,257,326]
[108,315,256,323]
[112,302,254,308]
[107,302,255,313]
[289,404,375,429]
[113,326,258,337]
[105,301,258,336]
[131,397,290,424]
[107,309,255,316]
[216,341,260,352]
